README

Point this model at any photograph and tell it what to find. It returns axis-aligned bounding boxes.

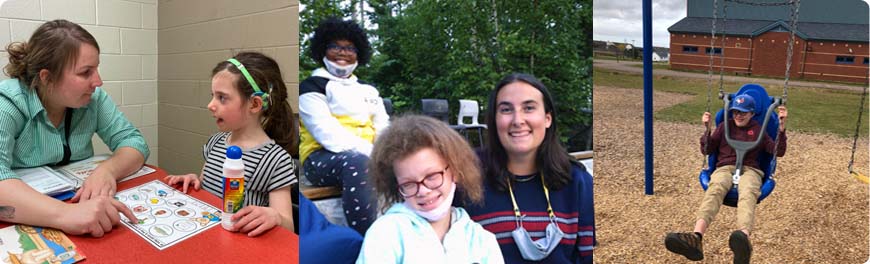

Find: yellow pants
[695,165,763,232]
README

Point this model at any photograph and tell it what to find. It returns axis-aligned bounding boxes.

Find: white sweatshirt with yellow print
[298,68,390,163]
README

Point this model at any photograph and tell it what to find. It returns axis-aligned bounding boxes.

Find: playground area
[593,83,870,263]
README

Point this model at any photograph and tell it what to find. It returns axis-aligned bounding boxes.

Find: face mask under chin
[506,172,565,261]
[323,57,358,78]
[511,219,565,261]
[405,182,456,222]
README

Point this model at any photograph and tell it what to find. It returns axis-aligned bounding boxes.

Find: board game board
[116,180,221,250]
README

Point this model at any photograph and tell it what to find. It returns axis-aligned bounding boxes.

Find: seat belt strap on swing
[732,168,742,185]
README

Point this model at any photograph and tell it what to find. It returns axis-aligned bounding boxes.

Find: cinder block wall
[0,0,159,165]
[157,0,299,174]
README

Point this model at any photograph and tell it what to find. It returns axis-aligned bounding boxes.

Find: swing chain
[848,75,869,174]
[769,0,799,168]
[706,0,720,115]
[701,0,721,170]
[717,2,728,100]
[781,0,800,106]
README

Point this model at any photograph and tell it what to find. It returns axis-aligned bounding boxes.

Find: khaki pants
[695,165,763,232]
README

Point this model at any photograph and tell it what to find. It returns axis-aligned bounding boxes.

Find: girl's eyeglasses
[398,165,449,197]
[327,43,358,54]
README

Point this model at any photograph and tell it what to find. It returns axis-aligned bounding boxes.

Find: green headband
[227,58,270,109]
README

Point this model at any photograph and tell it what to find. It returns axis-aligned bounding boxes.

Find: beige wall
[157,0,299,174]
[0,0,160,165]
[0,0,299,174]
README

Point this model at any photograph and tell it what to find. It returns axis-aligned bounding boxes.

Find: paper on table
[15,154,156,198]
[56,154,156,187]
[117,180,222,250]
[14,167,76,196]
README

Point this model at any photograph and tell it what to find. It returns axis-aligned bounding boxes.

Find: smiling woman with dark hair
[299,17,389,235]
[464,73,596,263]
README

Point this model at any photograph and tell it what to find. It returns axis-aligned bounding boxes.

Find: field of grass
[627,63,671,70]
[593,54,641,62]
[626,63,867,87]
[593,67,869,137]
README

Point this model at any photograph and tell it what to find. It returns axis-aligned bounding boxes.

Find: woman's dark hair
[5,19,99,92]
[309,17,372,66]
[212,52,297,155]
[484,73,573,192]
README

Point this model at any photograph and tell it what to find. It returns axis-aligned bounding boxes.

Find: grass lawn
[593,54,641,62]
[594,67,869,137]
[625,63,866,87]
[627,63,671,70]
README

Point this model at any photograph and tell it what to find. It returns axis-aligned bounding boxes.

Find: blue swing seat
[699,84,780,207]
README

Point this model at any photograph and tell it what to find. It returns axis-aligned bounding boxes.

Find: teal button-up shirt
[0,79,150,180]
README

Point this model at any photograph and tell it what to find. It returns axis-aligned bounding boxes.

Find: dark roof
[668,17,869,42]
[687,0,868,25]
[797,22,870,42]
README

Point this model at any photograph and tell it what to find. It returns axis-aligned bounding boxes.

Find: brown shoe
[729,230,752,264]
[665,232,704,261]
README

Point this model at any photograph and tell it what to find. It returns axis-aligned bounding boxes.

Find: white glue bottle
[221,146,245,231]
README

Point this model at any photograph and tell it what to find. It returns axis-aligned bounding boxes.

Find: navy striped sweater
[464,163,595,263]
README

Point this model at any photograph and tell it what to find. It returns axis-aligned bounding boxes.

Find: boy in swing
[665,94,788,264]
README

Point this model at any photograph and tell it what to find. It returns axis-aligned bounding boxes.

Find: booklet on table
[14,154,156,200]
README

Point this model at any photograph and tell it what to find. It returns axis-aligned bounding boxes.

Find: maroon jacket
[700,119,787,170]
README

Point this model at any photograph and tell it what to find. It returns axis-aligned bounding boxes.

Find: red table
[1,166,299,263]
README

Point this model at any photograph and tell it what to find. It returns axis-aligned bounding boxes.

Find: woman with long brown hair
[0,20,147,237]
[464,73,596,263]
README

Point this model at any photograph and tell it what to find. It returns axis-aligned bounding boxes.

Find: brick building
[668,0,869,83]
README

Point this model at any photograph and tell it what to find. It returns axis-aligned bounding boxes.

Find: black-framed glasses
[398,165,449,197]
[327,43,358,54]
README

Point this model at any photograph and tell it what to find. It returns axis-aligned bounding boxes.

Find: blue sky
[593,0,870,49]
[593,0,687,48]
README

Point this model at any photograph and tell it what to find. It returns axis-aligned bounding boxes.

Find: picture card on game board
[116,180,222,250]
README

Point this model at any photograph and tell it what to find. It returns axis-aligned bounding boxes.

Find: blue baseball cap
[731,94,755,113]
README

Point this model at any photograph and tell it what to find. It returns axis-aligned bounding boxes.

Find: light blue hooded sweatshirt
[356,203,504,264]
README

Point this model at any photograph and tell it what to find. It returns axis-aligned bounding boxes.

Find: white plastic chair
[457,100,484,126]
[456,100,486,146]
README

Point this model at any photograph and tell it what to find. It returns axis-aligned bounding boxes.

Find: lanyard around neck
[507,172,555,220]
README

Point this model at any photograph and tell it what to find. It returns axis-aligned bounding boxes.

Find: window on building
[705,47,722,55]
[836,56,855,64]
[864,57,869,65]
[683,46,699,53]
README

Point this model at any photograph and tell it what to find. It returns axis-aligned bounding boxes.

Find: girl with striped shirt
[165,52,297,236]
